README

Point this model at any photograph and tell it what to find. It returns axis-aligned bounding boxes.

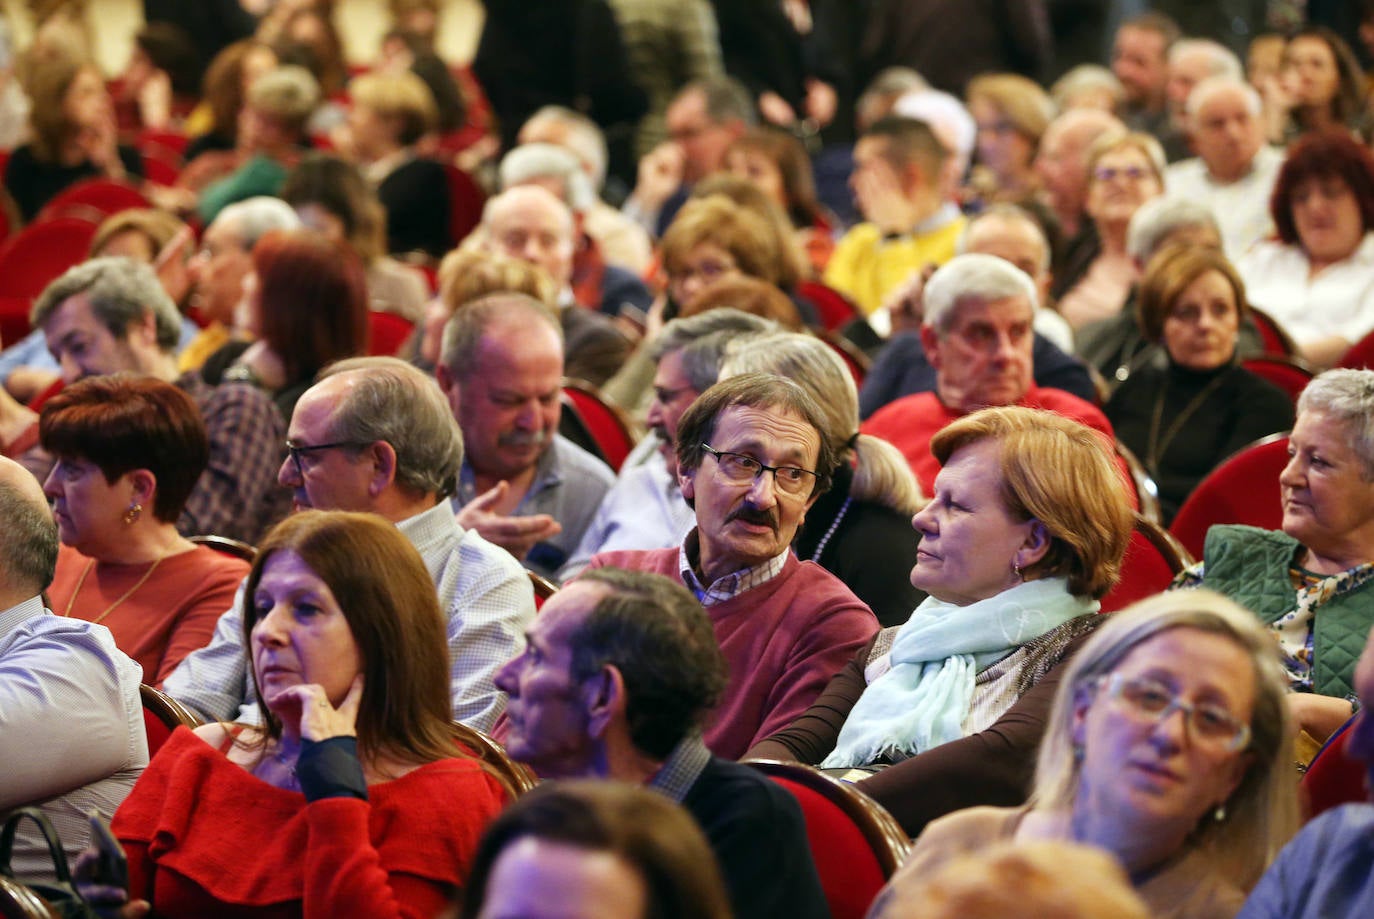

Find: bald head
[1034,109,1126,224]
[0,456,59,601]
[482,185,577,287]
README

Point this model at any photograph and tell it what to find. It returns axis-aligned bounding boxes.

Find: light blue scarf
[820,577,1097,768]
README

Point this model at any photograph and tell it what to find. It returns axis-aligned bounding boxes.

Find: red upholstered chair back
[1241,356,1314,408]
[1301,717,1366,820]
[367,311,415,357]
[0,218,100,343]
[561,379,641,472]
[442,163,486,248]
[139,684,202,757]
[745,760,909,919]
[1337,327,1374,370]
[797,280,860,332]
[1114,438,1160,523]
[1100,515,1194,613]
[1169,433,1289,560]
[37,179,150,223]
[1249,306,1299,357]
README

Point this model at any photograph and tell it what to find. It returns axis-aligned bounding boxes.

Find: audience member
[165,358,535,732]
[1177,369,1374,752]
[588,373,879,758]
[1236,129,1374,369]
[0,455,146,882]
[1049,64,1125,114]
[964,73,1054,206]
[724,125,837,274]
[1034,108,1126,286]
[1110,11,1179,138]
[495,567,827,917]
[181,38,279,161]
[40,376,249,685]
[1104,246,1293,523]
[824,116,965,316]
[882,590,1297,917]
[415,251,558,371]
[752,408,1130,817]
[1277,27,1368,141]
[100,511,508,917]
[16,257,289,544]
[439,294,615,580]
[721,331,925,627]
[1164,76,1282,261]
[1159,38,1244,160]
[861,255,1112,495]
[461,780,732,919]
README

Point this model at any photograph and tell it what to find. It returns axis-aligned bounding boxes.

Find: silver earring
[1213,803,1226,822]
[1012,559,1023,581]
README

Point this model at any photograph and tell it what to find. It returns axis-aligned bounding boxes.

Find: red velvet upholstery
[37,179,150,222]
[797,280,860,332]
[745,760,909,919]
[1302,717,1366,819]
[442,163,486,248]
[1337,327,1374,370]
[1169,433,1289,560]
[1249,306,1298,357]
[0,217,100,343]
[1241,356,1313,408]
[367,311,415,357]
[1100,516,1193,613]
[561,380,640,472]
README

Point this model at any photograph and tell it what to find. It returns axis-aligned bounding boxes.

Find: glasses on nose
[1098,673,1252,752]
[285,439,364,478]
[700,444,822,497]
[1093,165,1152,183]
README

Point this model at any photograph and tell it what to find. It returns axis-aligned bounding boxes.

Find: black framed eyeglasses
[285,439,365,478]
[699,443,822,496]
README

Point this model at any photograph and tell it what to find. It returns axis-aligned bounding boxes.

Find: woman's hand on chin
[277,675,363,742]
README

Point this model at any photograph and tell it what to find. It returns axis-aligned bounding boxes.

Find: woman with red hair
[1237,129,1374,368]
[202,228,369,420]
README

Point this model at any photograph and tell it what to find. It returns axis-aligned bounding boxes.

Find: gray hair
[923,253,1038,333]
[247,64,320,131]
[1297,368,1374,479]
[1032,590,1297,890]
[1169,38,1243,83]
[31,256,180,351]
[214,196,303,249]
[439,292,563,381]
[522,105,609,191]
[499,143,597,214]
[316,357,464,498]
[650,308,776,393]
[1186,75,1262,118]
[893,88,977,161]
[680,75,757,127]
[959,203,1052,273]
[1049,64,1125,113]
[1126,196,1221,263]
[721,332,924,515]
[0,461,58,595]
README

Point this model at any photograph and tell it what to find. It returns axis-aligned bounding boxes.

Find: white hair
[499,143,597,213]
[893,89,976,161]
[521,105,610,191]
[1169,38,1244,83]
[923,253,1037,333]
[1125,196,1220,262]
[1185,75,1262,118]
[213,196,302,248]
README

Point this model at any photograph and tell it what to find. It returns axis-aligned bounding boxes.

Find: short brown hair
[660,195,784,288]
[931,406,1133,598]
[244,510,465,769]
[40,374,209,522]
[1137,245,1248,343]
[349,70,437,146]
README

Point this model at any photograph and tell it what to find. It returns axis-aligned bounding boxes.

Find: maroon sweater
[587,548,879,759]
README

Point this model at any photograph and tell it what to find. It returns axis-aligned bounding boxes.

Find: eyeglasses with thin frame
[1093,165,1152,183]
[1097,672,1252,752]
[285,439,364,479]
[699,443,822,496]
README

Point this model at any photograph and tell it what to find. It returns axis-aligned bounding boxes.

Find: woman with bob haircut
[4,53,143,221]
[1106,245,1294,523]
[280,152,430,322]
[964,72,1055,207]
[720,330,924,626]
[1237,129,1374,369]
[749,406,1133,834]
[203,227,369,420]
[660,193,795,311]
[100,510,508,917]
[461,780,732,919]
[883,590,1298,918]
[1180,368,1374,753]
[1054,130,1166,329]
[40,375,250,684]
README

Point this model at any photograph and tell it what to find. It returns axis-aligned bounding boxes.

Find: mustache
[727,504,779,532]
[498,429,551,449]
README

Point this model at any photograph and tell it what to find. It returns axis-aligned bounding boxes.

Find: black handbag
[0,807,100,919]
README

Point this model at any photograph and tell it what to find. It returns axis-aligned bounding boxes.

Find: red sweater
[112,728,506,918]
[587,549,879,759]
[861,387,1115,494]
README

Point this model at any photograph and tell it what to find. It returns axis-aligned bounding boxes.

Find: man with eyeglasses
[586,372,878,759]
[557,309,775,580]
[163,357,535,732]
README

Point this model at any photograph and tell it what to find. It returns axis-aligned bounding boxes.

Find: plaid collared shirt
[677,529,789,606]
